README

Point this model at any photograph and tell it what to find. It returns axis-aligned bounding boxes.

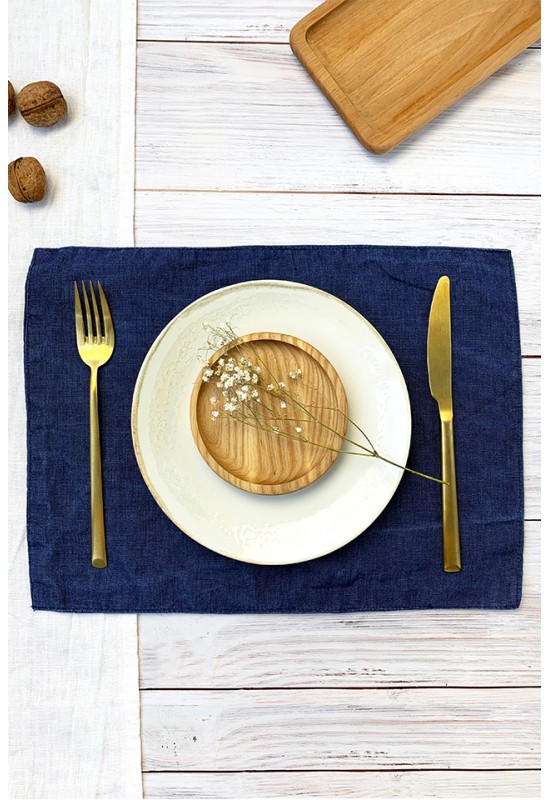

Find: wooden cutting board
[290,0,541,154]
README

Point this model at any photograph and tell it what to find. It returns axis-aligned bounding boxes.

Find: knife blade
[427,276,461,573]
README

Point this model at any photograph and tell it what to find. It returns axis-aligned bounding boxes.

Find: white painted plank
[140,687,540,770]
[8,1,142,799]
[523,361,540,519]
[138,519,539,689]
[134,192,540,354]
[135,44,540,194]
[137,0,541,47]
[137,1,319,41]
[143,769,541,799]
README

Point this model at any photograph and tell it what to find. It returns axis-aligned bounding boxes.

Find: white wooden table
[133,3,540,797]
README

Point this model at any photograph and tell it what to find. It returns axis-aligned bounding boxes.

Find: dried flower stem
[199,323,445,485]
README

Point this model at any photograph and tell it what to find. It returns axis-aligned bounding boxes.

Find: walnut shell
[8,81,15,115]
[16,81,67,127]
[8,157,47,203]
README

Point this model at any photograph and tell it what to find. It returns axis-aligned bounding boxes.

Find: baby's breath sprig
[199,323,444,484]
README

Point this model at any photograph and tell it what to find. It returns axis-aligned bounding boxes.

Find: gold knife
[427,276,461,572]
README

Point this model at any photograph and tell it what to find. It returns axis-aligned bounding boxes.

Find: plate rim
[131,279,412,564]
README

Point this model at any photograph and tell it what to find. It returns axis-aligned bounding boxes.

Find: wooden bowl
[190,332,348,494]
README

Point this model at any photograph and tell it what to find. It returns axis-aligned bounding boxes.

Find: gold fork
[74,282,115,568]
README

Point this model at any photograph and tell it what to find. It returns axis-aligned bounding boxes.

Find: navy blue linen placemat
[25,246,524,612]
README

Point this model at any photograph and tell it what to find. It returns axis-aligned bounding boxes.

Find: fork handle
[90,369,107,568]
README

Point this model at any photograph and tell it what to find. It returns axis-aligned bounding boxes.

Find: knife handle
[440,417,461,572]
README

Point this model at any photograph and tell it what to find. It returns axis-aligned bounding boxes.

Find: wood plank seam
[141,768,542,773]
[136,41,542,49]
[134,189,541,197]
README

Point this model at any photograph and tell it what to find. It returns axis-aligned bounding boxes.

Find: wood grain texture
[136,43,540,194]
[140,687,540,770]
[191,333,348,494]
[137,1,319,41]
[143,770,541,799]
[290,0,540,154]
[137,0,542,46]
[523,360,540,519]
[135,192,540,356]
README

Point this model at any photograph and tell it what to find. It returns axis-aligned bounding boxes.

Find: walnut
[8,81,15,115]
[16,81,67,127]
[8,157,47,203]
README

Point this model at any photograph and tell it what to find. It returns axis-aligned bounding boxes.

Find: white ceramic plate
[131,280,411,565]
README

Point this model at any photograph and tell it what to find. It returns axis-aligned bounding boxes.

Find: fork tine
[89,281,103,341]
[74,282,85,346]
[98,282,114,346]
[81,280,93,341]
